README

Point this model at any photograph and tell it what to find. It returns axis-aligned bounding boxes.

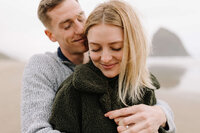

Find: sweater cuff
[156,99,176,133]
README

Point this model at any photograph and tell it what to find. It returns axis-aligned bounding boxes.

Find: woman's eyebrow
[88,41,100,45]
[108,41,123,45]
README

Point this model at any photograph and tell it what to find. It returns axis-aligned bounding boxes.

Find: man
[21,0,175,132]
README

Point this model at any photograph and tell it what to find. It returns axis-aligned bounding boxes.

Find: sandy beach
[0,58,200,133]
[0,60,24,133]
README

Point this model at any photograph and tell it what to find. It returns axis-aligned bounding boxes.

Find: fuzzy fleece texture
[49,61,166,133]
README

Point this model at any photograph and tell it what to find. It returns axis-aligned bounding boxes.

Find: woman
[49,0,166,132]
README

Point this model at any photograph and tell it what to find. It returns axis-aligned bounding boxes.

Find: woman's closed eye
[91,48,101,52]
[111,47,122,51]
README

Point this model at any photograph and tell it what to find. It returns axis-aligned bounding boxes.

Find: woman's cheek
[90,52,100,62]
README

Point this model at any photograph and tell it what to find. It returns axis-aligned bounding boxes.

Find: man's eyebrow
[60,19,71,25]
[59,11,84,25]
[78,11,85,16]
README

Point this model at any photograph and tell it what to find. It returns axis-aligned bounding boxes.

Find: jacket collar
[72,61,110,94]
[57,47,75,71]
[72,61,121,112]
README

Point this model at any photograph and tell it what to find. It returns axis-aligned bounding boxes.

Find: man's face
[47,0,88,56]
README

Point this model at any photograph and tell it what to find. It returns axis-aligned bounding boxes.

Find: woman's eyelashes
[91,48,100,52]
[112,47,122,51]
[90,47,122,52]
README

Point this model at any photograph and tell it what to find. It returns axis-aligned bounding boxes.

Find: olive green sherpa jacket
[49,61,165,133]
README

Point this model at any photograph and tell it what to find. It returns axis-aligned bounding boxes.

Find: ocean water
[148,57,200,93]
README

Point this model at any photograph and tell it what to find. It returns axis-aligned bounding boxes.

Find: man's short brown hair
[37,0,78,28]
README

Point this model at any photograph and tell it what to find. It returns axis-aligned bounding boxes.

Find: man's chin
[70,42,88,54]
[73,49,87,55]
[79,45,89,53]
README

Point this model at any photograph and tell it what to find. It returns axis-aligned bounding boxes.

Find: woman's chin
[103,73,118,78]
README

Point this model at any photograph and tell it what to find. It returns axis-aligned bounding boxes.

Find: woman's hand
[105,104,166,133]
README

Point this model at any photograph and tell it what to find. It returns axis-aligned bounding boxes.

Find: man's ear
[45,29,57,42]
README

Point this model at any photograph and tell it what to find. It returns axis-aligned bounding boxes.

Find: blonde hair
[84,0,155,105]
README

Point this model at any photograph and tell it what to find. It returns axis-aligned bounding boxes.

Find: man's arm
[105,99,175,133]
[21,54,62,133]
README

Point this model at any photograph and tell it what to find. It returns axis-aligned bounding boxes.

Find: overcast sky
[0,0,199,61]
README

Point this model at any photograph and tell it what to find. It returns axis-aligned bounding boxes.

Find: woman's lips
[101,63,116,69]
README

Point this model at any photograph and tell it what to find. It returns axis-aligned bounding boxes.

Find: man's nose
[74,20,84,34]
[101,50,112,63]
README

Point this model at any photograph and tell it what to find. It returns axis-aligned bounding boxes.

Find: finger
[125,128,158,133]
[117,124,135,133]
[114,117,125,125]
[117,125,127,132]
[121,125,143,133]
[125,120,158,133]
[118,124,157,133]
[105,105,139,119]
[105,107,130,118]
[121,121,147,133]
[118,113,144,126]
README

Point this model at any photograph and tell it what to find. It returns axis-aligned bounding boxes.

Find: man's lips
[73,38,84,43]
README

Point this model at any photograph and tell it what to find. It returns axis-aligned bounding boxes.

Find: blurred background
[0,0,199,132]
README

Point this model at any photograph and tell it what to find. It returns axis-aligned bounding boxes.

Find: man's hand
[105,104,166,133]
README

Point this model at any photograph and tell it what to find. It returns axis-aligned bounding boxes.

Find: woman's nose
[101,51,112,63]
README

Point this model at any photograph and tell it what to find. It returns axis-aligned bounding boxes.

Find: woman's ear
[44,29,57,42]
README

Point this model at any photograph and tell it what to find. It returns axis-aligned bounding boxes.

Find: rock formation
[151,28,189,56]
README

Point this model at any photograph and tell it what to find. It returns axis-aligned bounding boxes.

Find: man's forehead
[47,0,83,24]
[48,0,81,15]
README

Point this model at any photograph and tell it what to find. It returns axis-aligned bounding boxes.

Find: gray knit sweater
[21,51,175,133]
[21,52,74,133]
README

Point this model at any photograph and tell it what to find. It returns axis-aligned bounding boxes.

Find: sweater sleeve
[156,99,176,133]
[21,54,62,133]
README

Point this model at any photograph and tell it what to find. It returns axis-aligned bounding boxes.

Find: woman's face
[87,24,124,78]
